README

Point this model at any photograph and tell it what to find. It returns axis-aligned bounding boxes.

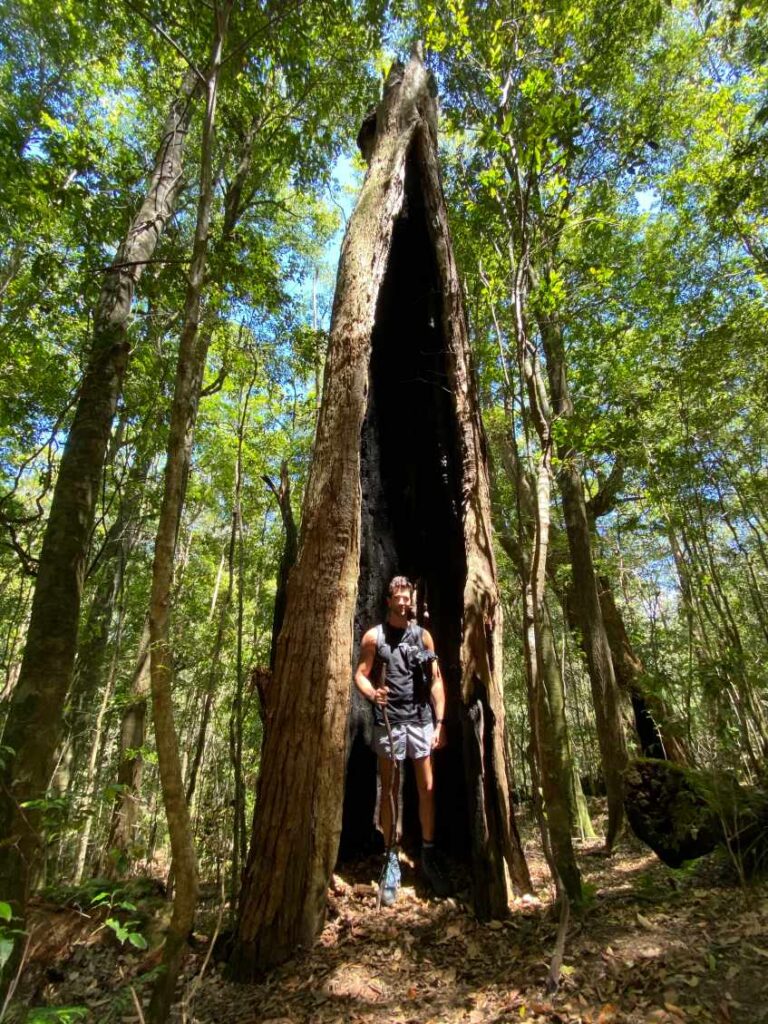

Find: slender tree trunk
[690,489,768,760]
[67,444,152,786]
[103,617,151,877]
[0,69,201,972]
[670,510,765,773]
[486,273,582,898]
[535,303,627,851]
[0,579,31,709]
[103,531,195,878]
[726,467,768,576]
[185,544,233,812]
[715,491,768,646]
[147,11,229,1019]
[540,602,595,840]
[228,380,254,914]
[72,594,125,883]
[507,436,583,899]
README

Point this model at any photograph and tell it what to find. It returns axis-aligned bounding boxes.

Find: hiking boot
[421,844,451,897]
[379,849,401,907]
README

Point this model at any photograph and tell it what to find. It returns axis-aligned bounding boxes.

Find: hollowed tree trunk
[230,48,526,981]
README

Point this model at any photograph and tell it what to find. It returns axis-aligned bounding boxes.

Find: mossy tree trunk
[147,9,229,1018]
[625,758,768,876]
[103,617,151,877]
[0,69,200,993]
[533,296,628,851]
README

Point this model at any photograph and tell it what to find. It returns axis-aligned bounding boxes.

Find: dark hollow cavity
[339,147,470,862]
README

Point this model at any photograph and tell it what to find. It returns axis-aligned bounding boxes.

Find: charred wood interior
[339,145,470,861]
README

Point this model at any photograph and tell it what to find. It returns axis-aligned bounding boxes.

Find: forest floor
[11,815,768,1024]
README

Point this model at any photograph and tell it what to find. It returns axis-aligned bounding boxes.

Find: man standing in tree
[354,575,450,904]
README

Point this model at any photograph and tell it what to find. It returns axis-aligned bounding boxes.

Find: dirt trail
[13,837,768,1023]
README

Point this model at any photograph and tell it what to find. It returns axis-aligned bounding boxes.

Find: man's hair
[387,575,413,596]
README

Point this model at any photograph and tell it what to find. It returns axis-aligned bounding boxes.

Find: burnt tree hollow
[340,146,470,862]
[229,53,518,981]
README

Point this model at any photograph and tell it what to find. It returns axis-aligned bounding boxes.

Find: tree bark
[264,461,298,673]
[228,378,254,912]
[67,439,153,789]
[231,48,524,981]
[147,11,229,1019]
[103,617,151,877]
[493,418,583,901]
[0,68,201,970]
[72,588,126,883]
[534,300,628,851]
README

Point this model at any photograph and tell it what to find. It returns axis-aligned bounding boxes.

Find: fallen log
[624,758,768,874]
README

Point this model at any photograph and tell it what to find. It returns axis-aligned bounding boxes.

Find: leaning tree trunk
[596,577,690,763]
[0,69,200,977]
[556,457,627,850]
[230,48,524,981]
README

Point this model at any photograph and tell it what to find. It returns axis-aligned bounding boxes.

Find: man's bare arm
[354,628,388,705]
[423,628,446,748]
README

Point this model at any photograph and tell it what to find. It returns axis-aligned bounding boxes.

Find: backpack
[375,620,437,701]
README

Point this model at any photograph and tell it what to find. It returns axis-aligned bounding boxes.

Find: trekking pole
[377,674,399,911]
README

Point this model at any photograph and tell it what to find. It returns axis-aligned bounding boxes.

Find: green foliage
[393,0,768,781]
[24,1010,89,1023]
[1,0,767,947]
[0,899,23,974]
[103,915,148,950]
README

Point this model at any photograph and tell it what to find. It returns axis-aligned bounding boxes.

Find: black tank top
[372,621,431,726]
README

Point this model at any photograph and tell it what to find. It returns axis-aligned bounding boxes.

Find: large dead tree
[230,48,528,980]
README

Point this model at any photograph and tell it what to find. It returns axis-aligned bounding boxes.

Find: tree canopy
[1,0,767,1018]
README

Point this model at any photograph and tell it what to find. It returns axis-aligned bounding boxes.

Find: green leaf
[25,1008,89,1023]
[0,936,14,971]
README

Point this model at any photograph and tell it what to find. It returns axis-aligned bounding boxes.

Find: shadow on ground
[13,830,768,1024]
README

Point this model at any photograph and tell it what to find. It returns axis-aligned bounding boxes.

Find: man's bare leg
[413,755,435,843]
[378,756,400,847]
[414,754,450,895]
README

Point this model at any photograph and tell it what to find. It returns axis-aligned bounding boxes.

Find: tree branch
[123,0,206,84]
[586,457,625,523]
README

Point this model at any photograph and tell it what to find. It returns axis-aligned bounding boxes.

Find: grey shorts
[373,719,433,760]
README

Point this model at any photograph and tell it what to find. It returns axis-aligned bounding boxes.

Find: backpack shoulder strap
[413,622,425,648]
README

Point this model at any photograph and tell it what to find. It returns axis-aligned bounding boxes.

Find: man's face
[387,587,412,621]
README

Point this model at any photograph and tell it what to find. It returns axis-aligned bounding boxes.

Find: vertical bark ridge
[232,48,527,980]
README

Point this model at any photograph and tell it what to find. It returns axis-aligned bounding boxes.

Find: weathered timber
[230,47,527,981]
[625,758,768,872]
